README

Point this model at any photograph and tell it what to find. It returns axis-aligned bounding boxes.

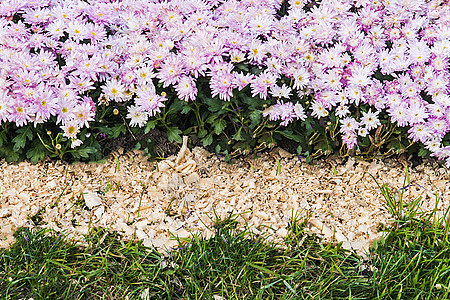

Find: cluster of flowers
[1,0,450,164]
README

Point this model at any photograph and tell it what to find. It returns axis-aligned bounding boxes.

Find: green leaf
[12,127,33,151]
[276,130,303,143]
[304,119,314,134]
[202,96,224,113]
[213,119,227,135]
[198,128,208,138]
[144,120,158,134]
[26,141,47,164]
[0,145,21,161]
[232,127,244,141]
[249,110,262,128]
[0,131,7,148]
[166,126,182,143]
[76,147,97,158]
[201,132,213,146]
[166,100,184,115]
[206,114,218,124]
[181,105,192,114]
[418,147,430,157]
[236,63,249,72]
[111,124,126,138]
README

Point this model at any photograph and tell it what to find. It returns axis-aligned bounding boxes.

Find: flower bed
[1,0,450,164]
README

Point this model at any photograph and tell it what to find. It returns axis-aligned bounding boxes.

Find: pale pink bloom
[342,132,358,149]
[135,86,166,116]
[361,109,381,131]
[335,105,350,118]
[0,92,12,124]
[388,103,409,127]
[250,71,278,100]
[210,72,235,101]
[408,103,428,125]
[102,78,127,102]
[233,72,255,91]
[56,98,76,125]
[62,120,80,139]
[176,76,197,101]
[156,54,185,88]
[9,99,33,127]
[74,102,95,128]
[408,123,431,143]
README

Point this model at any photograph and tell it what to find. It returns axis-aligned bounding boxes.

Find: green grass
[1,170,450,299]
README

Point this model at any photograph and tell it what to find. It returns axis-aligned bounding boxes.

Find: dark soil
[99,128,214,158]
[99,128,426,168]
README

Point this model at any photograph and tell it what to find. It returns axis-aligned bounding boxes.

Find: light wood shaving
[1,138,449,257]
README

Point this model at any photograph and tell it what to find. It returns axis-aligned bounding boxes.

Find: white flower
[270,84,292,99]
[71,139,83,148]
[102,78,126,102]
[361,109,380,131]
[425,138,441,152]
[127,105,148,127]
[310,101,328,118]
[293,103,306,120]
[293,67,310,90]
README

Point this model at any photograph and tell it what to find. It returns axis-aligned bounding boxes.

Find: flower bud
[113,108,119,115]
[47,131,52,135]
[55,144,62,150]
[161,91,167,97]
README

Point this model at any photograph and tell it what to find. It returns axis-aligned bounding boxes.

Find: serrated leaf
[26,141,47,164]
[232,128,244,141]
[76,147,96,158]
[12,127,33,151]
[198,128,207,138]
[276,130,303,143]
[249,110,261,122]
[0,145,21,161]
[213,119,227,135]
[12,135,26,151]
[202,96,224,112]
[166,100,183,115]
[181,105,191,114]
[418,147,430,157]
[304,119,313,134]
[166,126,182,143]
[249,110,261,128]
[201,132,213,146]
[111,124,126,138]
[144,120,157,134]
[206,114,218,124]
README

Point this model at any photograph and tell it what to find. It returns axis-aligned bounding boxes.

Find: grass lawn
[1,171,450,300]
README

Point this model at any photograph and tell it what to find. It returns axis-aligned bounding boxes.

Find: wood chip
[1,147,449,254]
